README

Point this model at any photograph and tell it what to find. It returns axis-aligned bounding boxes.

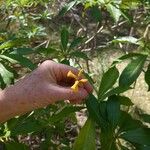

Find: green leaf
[120,128,150,145]
[38,47,58,58]
[59,1,77,16]
[0,39,26,50]
[98,66,119,99]
[70,51,89,60]
[112,53,144,65]
[4,54,37,70]
[119,55,147,87]
[60,59,70,65]
[0,73,5,88]
[117,96,133,106]
[69,37,83,49]
[106,3,121,22]
[121,0,141,9]
[86,94,106,128]
[49,105,84,123]
[112,36,141,45]
[140,114,150,123]
[109,142,118,150]
[73,118,96,150]
[90,5,102,22]
[99,101,107,122]
[11,118,43,136]
[61,27,69,51]
[86,94,100,123]
[145,63,150,91]
[135,145,150,150]
[0,54,17,64]
[11,48,34,55]
[5,142,29,150]
[118,111,143,133]
[107,95,120,129]
[100,127,118,150]
[100,86,132,100]
[0,63,14,86]
[38,47,57,54]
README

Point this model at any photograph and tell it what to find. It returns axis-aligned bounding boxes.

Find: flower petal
[67,71,78,80]
[80,79,88,83]
[71,81,79,92]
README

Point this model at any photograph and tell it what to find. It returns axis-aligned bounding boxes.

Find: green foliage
[98,66,119,99]
[145,62,150,91]
[120,128,150,146]
[61,27,69,51]
[119,54,147,87]
[0,0,150,149]
[5,141,29,150]
[73,118,96,150]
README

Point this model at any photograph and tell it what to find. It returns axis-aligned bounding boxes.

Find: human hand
[7,60,92,110]
[0,60,93,122]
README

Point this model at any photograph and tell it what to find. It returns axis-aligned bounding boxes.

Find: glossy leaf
[61,27,69,51]
[98,66,119,99]
[99,101,107,121]
[112,53,144,65]
[117,96,133,106]
[73,118,96,150]
[86,94,100,123]
[118,111,143,133]
[145,62,150,91]
[107,95,120,129]
[86,94,106,128]
[100,128,118,150]
[100,86,132,100]
[120,128,150,145]
[119,55,147,87]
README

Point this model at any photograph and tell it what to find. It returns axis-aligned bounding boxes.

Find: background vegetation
[0,0,150,149]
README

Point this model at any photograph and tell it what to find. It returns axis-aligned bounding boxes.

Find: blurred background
[0,0,150,149]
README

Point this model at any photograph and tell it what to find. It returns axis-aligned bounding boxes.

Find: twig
[143,24,150,39]
[84,26,103,45]
[34,41,47,49]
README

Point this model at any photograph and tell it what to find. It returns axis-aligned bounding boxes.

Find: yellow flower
[67,69,88,92]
